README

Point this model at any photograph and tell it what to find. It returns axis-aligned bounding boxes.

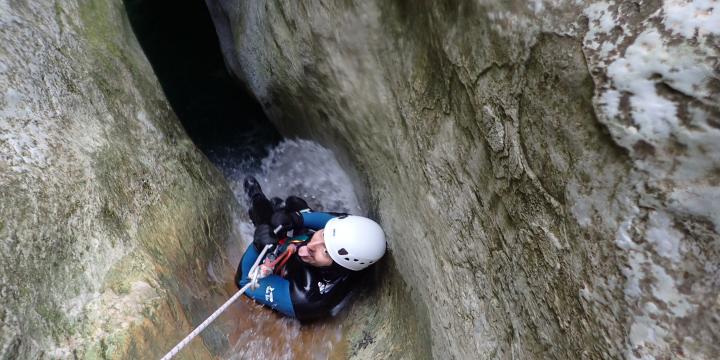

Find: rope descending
[159,244,274,360]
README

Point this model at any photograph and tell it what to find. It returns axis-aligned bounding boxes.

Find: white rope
[159,244,273,360]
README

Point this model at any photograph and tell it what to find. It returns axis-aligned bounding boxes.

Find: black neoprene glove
[253,224,278,251]
[270,210,303,238]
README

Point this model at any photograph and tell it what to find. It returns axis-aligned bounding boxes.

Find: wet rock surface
[206,0,720,358]
[1,0,241,358]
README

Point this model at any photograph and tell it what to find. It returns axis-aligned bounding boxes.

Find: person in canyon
[235,176,386,321]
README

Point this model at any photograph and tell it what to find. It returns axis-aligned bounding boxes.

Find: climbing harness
[259,246,296,276]
[159,244,273,360]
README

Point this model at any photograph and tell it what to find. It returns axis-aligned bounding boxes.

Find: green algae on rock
[0,0,241,358]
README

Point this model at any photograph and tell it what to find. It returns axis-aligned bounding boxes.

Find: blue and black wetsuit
[235,196,361,322]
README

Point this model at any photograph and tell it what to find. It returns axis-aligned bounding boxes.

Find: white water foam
[223,139,364,221]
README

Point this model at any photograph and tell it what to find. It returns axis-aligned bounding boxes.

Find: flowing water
[213,140,363,359]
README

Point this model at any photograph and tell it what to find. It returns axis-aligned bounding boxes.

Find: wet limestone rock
[1,0,239,358]
[206,0,720,358]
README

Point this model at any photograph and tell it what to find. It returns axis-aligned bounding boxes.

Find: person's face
[297,229,333,267]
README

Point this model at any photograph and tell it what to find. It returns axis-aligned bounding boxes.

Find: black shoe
[243,176,264,200]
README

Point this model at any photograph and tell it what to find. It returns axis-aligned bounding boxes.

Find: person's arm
[235,244,295,317]
[300,211,337,230]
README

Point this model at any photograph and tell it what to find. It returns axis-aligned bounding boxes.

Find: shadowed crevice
[123,0,281,163]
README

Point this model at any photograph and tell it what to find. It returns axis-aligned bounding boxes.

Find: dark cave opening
[123,0,280,163]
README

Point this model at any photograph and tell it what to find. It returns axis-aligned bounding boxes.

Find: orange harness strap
[274,247,295,274]
[261,246,295,274]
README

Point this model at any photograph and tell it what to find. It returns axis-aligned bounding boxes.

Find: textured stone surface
[207,0,720,358]
[0,0,240,358]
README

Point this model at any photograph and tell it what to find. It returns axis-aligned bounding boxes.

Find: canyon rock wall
[1,1,239,357]
[207,0,720,358]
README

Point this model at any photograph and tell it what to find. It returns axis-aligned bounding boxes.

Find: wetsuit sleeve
[235,245,295,317]
[300,212,336,230]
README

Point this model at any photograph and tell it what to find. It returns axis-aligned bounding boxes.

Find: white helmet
[324,215,386,271]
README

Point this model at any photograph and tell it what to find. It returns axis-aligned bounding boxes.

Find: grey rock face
[206,0,719,358]
[1,0,239,358]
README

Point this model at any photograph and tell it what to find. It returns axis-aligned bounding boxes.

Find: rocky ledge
[1,1,241,358]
